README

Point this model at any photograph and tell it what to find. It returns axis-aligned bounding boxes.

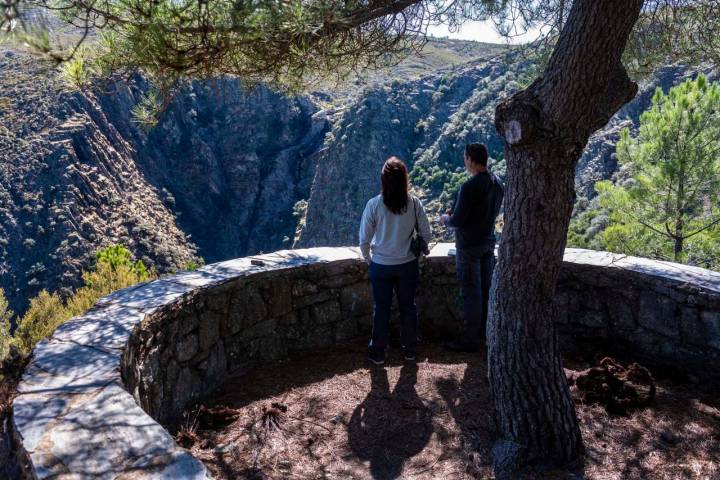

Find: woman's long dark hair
[381,157,409,214]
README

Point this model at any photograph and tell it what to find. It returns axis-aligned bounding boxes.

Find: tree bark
[488,0,643,475]
[674,162,686,261]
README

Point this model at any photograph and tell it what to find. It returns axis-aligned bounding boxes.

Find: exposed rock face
[137,80,328,262]
[0,53,327,314]
[0,49,197,314]
[296,63,716,247]
[296,57,518,247]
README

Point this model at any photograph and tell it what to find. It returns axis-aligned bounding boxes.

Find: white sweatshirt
[359,195,432,265]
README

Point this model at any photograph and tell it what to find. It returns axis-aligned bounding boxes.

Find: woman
[359,157,432,365]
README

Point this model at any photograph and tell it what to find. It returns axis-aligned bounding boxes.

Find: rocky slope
[0,39,503,314]
[296,56,517,247]
[0,48,198,314]
[296,61,711,247]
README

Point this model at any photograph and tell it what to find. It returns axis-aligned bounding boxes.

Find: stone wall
[12,245,720,478]
[556,249,720,372]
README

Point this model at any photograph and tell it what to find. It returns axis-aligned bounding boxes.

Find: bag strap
[408,195,419,240]
[412,196,421,235]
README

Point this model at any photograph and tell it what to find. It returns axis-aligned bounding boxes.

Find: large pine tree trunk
[488,0,644,474]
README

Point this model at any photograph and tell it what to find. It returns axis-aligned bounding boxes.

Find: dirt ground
[185,340,720,480]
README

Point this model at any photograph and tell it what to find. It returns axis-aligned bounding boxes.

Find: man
[440,143,504,352]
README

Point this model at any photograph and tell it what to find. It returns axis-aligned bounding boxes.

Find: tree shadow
[347,364,433,479]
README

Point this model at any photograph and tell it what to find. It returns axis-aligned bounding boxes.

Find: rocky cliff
[0,49,197,314]
[296,61,711,247]
[0,39,502,314]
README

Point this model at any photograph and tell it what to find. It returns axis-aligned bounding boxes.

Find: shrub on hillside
[13,245,153,355]
[0,290,12,363]
[13,290,66,354]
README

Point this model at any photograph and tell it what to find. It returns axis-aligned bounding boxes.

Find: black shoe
[403,349,416,362]
[443,339,480,353]
[368,349,385,365]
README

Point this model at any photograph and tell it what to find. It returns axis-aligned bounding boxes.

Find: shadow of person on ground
[435,350,494,476]
[348,364,433,479]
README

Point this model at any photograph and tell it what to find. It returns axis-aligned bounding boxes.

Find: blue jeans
[456,245,495,344]
[368,259,419,355]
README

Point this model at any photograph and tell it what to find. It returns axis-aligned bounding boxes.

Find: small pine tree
[15,245,154,354]
[66,245,151,316]
[14,290,66,354]
[0,289,13,363]
[572,75,720,269]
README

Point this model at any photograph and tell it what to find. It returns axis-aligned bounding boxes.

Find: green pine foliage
[569,75,720,270]
[13,290,66,354]
[12,245,153,356]
[0,290,13,363]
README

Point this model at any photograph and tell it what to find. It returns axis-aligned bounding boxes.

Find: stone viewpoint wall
[12,245,720,478]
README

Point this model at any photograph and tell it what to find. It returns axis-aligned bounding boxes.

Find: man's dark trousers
[368,259,419,355]
[456,244,495,344]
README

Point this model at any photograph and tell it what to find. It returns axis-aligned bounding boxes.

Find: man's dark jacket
[447,170,504,249]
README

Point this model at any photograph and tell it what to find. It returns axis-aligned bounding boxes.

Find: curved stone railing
[12,245,720,478]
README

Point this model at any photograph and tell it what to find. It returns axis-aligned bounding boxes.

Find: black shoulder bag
[409,196,430,257]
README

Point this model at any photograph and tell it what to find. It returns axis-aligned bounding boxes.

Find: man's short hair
[465,143,489,167]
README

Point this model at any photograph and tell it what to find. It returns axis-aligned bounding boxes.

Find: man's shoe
[368,349,385,365]
[443,339,480,353]
[403,350,416,362]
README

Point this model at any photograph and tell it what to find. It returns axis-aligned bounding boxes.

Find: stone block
[243,318,277,339]
[178,312,200,336]
[18,339,120,395]
[197,343,227,385]
[340,283,373,317]
[607,299,636,331]
[98,278,192,313]
[224,335,249,372]
[130,451,209,479]
[198,314,220,352]
[318,273,361,289]
[23,382,208,479]
[13,390,73,452]
[312,300,342,325]
[681,309,720,351]
[291,278,318,296]
[277,312,297,326]
[335,316,359,342]
[206,292,229,313]
[225,285,267,335]
[176,333,199,362]
[254,335,287,361]
[260,279,292,318]
[293,290,334,309]
[553,291,569,325]
[638,291,679,338]
[52,305,144,353]
[579,290,604,311]
[292,322,335,351]
[171,366,202,418]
